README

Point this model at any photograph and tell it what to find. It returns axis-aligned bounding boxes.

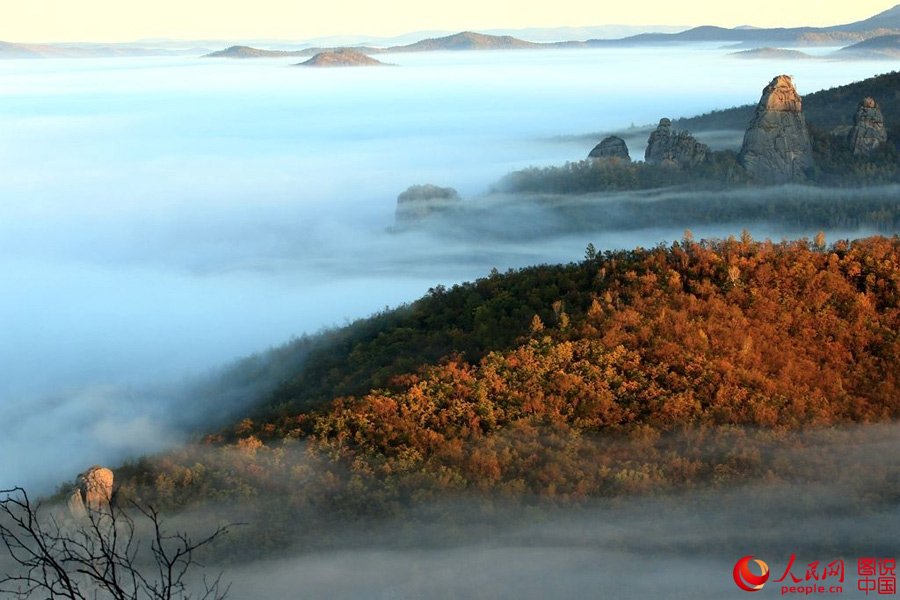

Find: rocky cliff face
[739,75,814,182]
[588,136,631,161]
[848,97,888,156]
[644,118,708,167]
[67,466,113,518]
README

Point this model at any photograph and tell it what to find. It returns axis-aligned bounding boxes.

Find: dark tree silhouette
[0,487,230,600]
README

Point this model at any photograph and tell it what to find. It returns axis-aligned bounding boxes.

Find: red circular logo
[734,555,770,592]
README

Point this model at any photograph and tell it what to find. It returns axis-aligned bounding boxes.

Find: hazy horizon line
[3,23,696,48]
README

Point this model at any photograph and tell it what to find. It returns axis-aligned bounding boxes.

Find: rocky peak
[588,136,630,161]
[848,97,887,156]
[758,75,803,113]
[67,465,114,519]
[644,119,670,164]
[739,75,814,182]
[645,118,708,168]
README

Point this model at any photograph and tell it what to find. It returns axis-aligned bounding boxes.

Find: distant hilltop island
[296,49,391,67]
[202,32,543,60]
[835,33,900,59]
[728,34,900,61]
[729,47,814,60]
[390,31,540,52]
[204,45,309,58]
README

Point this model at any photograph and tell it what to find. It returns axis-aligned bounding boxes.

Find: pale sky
[1,0,897,43]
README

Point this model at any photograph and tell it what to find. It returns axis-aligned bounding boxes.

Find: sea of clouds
[0,45,894,491]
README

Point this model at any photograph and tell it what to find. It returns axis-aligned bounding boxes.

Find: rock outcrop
[644,118,708,167]
[67,466,113,518]
[588,136,630,161]
[739,75,814,182]
[848,97,887,156]
[394,184,460,228]
[66,487,87,519]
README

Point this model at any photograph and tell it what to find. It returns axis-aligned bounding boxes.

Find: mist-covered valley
[1,44,897,490]
[215,424,900,599]
[2,40,900,599]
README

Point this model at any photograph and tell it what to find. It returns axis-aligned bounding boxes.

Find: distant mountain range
[205,46,309,58]
[388,4,900,50]
[6,5,900,60]
[596,3,900,46]
[140,25,690,50]
[388,31,541,52]
[835,33,900,58]
[203,4,900,61]
[205,32,544,58]
[0,41,204,58]
[726,33,900,61]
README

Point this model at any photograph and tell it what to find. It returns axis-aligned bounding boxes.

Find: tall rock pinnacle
[848,97,887,156]
[739,75,814,182]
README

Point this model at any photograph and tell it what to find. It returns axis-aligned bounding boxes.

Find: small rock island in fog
[729,47,814,60]
[296,49,390,67]
[205,45,307,58]
[394,184,460,228]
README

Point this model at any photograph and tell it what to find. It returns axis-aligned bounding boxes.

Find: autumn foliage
[115,234,900,544]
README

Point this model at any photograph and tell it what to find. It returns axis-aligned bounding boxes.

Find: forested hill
[114,235,900,553]
[675,71,900,132]
[241,234,900,436]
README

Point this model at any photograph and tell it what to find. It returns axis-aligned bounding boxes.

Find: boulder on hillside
[588,136,631,161]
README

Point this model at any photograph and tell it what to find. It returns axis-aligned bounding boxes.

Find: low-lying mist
[121,424,899,599]
[1,48,897,492]
[414,184,900,242]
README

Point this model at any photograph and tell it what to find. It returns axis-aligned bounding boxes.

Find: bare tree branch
[0,487,231,600]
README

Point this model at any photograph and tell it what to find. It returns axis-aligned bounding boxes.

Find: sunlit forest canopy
[109,235,900,555]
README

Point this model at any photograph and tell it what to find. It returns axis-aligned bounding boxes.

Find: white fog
[0,45,894,491]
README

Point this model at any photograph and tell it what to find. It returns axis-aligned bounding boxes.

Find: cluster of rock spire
[589,74,888,183]
[644,118,709,168]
